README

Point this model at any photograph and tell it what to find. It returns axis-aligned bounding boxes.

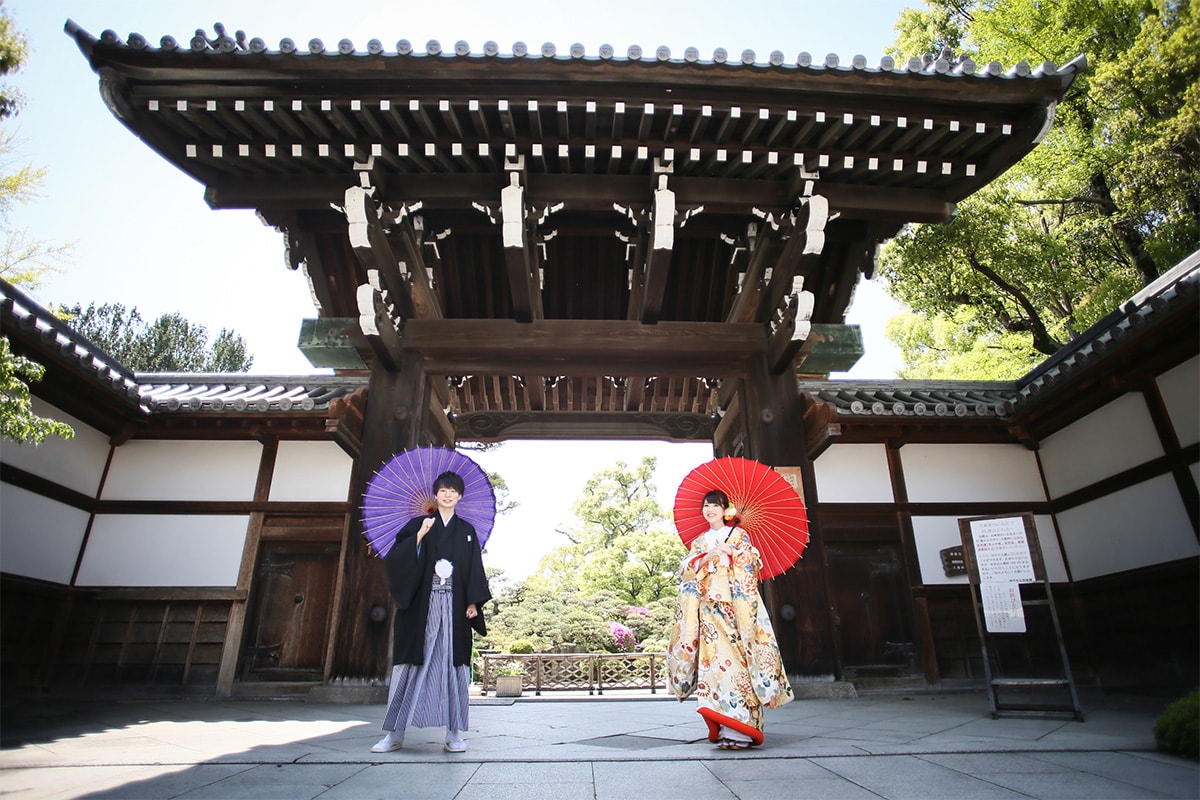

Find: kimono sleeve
[462,521,492,637]
[383,516,427,610]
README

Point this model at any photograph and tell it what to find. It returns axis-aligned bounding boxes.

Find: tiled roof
[138,374,367,412]
[0,278,147,412]
[799,380,1018,419]
[81,21,1081,82]
[1015,248,1200,405]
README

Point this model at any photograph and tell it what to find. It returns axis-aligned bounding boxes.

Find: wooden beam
[344,184,414,320]
[725,222,784,324]
[209,173,951,224]
[639,176,675,324]
[356,278,406,370]
[401,319,766,376]
[501,170,538,322]
[390,209,443,319]
[760,195,829,324]
[452,410,717,442]
[767,291,814,374]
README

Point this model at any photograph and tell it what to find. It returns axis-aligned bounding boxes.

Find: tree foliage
[66,302,254,372]
[880,0,1198,370]
[524,457,684,606]
[0,3,73,445]
[0,335,72,444]
[481,458,686,654]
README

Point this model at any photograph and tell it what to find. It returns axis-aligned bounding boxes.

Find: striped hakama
[382,575,470,733]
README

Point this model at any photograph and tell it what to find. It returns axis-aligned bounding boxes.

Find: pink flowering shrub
[606,620,637,652]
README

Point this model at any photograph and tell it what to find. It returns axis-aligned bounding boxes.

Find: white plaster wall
[1157,354,1199,447]
[0,483,90,584]
[103,440,262,501]
[813,443,893,503]
[1038,394,1163,499]
[1057,474,1198,581]
[0,397,110,496]
[269,440,354,502]
[75,514,249,587]
[913,514,1067,585]
[902,444,1045,503]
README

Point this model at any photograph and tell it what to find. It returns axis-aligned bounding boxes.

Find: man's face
[436,486,462,512]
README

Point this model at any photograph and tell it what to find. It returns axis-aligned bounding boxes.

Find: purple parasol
[361,446,496,558]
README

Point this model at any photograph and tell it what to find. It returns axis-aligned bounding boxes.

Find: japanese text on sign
[981,581,1027,633]
[970,517,1035,583]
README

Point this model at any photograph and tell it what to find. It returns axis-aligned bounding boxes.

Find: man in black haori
[371,470,491,754]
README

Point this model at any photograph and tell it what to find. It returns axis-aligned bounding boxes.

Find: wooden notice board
[958,513,1082,721]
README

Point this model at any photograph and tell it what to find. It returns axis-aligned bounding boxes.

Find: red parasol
[672,457,809,579]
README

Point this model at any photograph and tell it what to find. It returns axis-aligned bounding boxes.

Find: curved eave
[67,21,1081,106]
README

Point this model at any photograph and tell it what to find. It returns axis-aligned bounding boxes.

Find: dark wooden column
[329,351,430,681]
[741,352,836,679]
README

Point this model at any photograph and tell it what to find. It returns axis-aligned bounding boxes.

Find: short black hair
[433,470,465,496]
[702,489,729,508]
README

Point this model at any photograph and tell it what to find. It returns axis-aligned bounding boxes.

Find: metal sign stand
[958,513,1083,721]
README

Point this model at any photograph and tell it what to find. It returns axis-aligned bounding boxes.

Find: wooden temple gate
[67,22,1080,687]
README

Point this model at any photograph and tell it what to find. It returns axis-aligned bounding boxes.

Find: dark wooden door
[242,540,340,681]
[826,541,917,678]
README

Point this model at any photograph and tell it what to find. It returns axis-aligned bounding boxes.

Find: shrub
[606,620,637,652]
[1154,688,1199,761]
[508,639,535,654]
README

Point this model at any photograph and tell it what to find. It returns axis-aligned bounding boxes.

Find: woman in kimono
[371,470,491,754]
[667,489,793,749]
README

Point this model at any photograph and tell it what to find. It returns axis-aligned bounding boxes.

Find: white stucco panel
[0,483,89,584]
[269,440,354,502]
[902,444,1045,503]
[1057,475,1197,581]
[1,397,110,496]
[75,514,249,587]
[1157,355,1199,447]
[913,514,1067,585]
[813,443,893,503]
[1039,394,1163,498]
[103,440,262,501]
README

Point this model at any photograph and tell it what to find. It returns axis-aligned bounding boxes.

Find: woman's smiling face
[702,501,725,526]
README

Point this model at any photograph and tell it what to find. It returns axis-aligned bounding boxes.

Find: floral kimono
[667,526,793,745]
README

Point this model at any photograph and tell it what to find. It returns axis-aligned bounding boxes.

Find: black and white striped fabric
[381,577,470,733]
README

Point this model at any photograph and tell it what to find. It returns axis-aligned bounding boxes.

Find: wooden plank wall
[1,577,234,699]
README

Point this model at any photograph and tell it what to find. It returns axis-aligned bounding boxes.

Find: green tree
[0,335,72,444]
[0,3,73,445]
[68,302,254,372]
[886,307,1043,379]
[880,0,1197,369]
[527,457,685,605]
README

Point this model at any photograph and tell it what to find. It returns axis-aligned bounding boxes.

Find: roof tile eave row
[69,21,1083,85]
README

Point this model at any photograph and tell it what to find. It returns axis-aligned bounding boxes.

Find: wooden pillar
[741,353,836,679]
[329,351,430,681]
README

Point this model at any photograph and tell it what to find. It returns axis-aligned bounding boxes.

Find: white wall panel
[902,444,1045,503]
[913,514,1067,585]
[1,398,110,496]
[75,514,248,587]
[103,441,262,501]
[269,441,354,502]
[0,483,89,584]
[1039,394,1163,498]
[813,443,893,503]
[1057,475,1197,581]
[1157,355,1199,447]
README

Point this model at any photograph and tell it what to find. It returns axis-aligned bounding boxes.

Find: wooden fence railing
[479,652,668,696]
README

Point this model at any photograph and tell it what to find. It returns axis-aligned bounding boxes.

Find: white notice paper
[981,581,1026,633]
[970,517,1036,583]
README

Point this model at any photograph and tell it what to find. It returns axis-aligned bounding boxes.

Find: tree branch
[965,252,1062,356]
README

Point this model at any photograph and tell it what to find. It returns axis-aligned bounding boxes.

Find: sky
[6,0,913,579]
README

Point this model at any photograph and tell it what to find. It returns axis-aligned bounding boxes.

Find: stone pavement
[1,688,1196,799]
